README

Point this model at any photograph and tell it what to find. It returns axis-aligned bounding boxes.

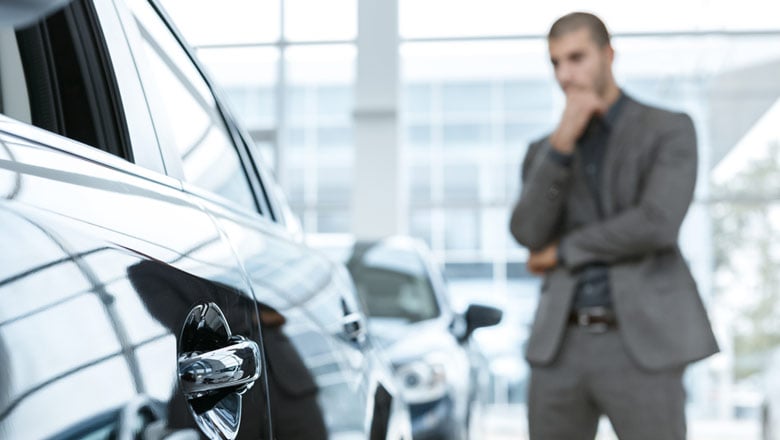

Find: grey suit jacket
[510,94,719,371]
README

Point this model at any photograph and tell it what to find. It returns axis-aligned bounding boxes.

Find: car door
[0,0,271,438]
[114,0,401,437]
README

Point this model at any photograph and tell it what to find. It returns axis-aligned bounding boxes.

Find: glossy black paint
[0,0,410,438]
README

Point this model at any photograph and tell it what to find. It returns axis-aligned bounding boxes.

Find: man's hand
[527,243,558,275]
[549,90,607,154]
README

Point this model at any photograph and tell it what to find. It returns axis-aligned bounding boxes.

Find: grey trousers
[528,326,686,440]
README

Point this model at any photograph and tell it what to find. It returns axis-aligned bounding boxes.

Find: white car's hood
[368,317,458,361]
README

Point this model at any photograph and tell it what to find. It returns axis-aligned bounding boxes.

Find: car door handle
[342,311,366,341]
[178,336,261,397]
[178,302,262,440]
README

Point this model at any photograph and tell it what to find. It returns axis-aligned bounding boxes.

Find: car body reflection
[0,0,411,437]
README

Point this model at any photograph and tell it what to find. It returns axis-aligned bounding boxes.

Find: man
[509,12,719,440]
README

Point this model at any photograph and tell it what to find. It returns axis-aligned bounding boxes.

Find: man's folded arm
[510,139,573,250]
[559,114,697,269]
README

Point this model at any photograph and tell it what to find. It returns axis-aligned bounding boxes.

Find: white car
[345,236,502,440]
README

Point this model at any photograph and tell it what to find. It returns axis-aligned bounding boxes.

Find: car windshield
[350,265,440,322]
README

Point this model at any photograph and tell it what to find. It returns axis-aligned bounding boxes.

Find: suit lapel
[600,96,644,217]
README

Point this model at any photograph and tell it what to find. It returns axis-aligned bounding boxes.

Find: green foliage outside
[712,142,780,380]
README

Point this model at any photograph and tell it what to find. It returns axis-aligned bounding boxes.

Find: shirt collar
[603,90,625,129]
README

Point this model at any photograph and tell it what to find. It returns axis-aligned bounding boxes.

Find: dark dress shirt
[549,92,626,310]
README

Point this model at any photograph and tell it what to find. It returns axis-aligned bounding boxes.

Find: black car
[345,237,502,440]
[0,1,411,439]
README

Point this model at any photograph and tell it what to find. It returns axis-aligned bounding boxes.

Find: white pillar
[352,0,402,239]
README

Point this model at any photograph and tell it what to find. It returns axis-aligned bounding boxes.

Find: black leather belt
[569,307,617,333]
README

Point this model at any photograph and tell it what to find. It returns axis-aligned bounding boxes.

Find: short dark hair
[548,12,610,47]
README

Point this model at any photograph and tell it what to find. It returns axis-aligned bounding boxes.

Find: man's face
[548,27,613,97]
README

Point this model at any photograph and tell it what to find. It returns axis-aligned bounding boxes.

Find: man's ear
[605,45,615,64]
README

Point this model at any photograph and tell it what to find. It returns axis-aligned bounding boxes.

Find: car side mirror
[0,0,73,27]
[459,304,503,342]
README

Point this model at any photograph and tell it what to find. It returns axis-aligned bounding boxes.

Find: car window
[0,1,132,160]
[127,0,257,211]
[350,265,441,322]
[347,244,442,322]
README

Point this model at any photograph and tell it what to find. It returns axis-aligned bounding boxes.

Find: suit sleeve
[509,139,574,251]
[559,113,697,269]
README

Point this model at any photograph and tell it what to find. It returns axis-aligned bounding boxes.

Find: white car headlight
[395,357,448,403]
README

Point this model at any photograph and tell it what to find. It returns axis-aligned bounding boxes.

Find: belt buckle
[576,307,610,334]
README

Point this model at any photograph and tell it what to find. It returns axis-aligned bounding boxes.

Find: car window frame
[120,0,280,222]
[12,0,133,161]
[0,0,174,185]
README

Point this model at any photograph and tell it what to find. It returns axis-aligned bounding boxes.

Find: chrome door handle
[178,302,263,440]
[178,336,261,397]
[342,312,366,342]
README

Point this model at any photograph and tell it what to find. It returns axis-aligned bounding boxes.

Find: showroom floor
[479,405,760,440]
